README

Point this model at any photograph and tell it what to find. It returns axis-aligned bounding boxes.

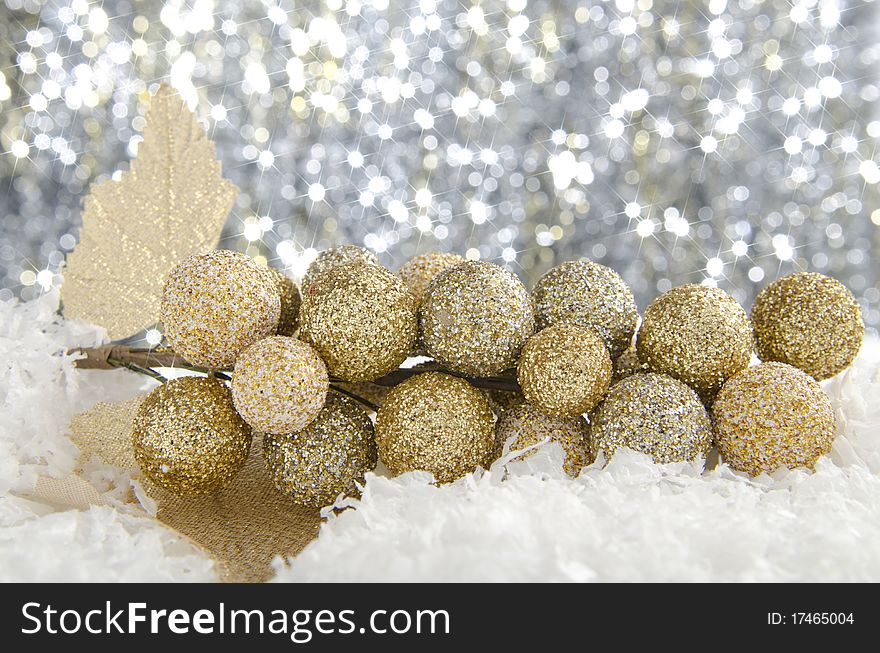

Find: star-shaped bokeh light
[0,0,877,332]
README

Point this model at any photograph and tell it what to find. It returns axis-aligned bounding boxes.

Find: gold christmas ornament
[485,388,527,416]
[263,394,378,508]
[299,261,418,382]
[302,245,380,289]
[398,251,466,302]
[637,284,753,401]
[532,260,639,358]
[612,345,648,385]
[517,323,612,418]
[589,373,712,464]
[420,261,535,376]
[61,84,238,340]
[494,403,592,477]
[161,250,280,368]
[232,336,328,434]
[375,372,495,483]
[269,268,301,337]
[712,362,836,476]
[751,272,863,380]
[132,377,252,496]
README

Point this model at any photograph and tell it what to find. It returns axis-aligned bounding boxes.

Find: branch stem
[329,384,380,412]
[71,345,523,394]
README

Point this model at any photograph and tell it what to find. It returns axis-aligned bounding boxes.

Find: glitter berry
[420,261,534,376]
[263,394,377,508]
[161,250,280,369]
[132,377,252,496]
[712,362,835,476]
[376,372,495,483]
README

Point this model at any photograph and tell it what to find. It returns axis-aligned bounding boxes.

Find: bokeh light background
[1,0,878,333]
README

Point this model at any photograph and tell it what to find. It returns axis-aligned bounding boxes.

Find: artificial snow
[2,293,880,581]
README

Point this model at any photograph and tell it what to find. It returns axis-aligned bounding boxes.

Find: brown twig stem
[70,345,523,394]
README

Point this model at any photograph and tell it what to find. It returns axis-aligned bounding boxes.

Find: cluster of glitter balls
[131,244,864,507]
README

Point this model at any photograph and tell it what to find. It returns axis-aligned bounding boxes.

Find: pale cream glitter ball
[517,323,612,419]
[132,377,252,496]
[712,362,835,476]
[398,252,466,303]
[532,260,639,358]
[637,284,753,402]
[420,261,534,376]
[161,250,280,369]
[375,372,495,483]
[588,372,712,464]
[263,394,377,508]
[232,336,328,434]
[494,403,592,477]
[752,272,863,380]
[299,261,418,381]
[302,245,380,289]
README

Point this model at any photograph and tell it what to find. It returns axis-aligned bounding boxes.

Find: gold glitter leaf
[61,84,238,340]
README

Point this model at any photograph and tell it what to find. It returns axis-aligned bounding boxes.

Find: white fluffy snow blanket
[2,294,879,582]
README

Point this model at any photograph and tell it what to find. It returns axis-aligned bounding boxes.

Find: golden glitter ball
[161,250,280,369]
[132,377,252,496]
[268,268,301,336]
[494,403,592,477]
[231,336,329,434]
[302,245,380,289]
[752,272,863,380]
[263,394,378,508]
[517,323,612,418]
[637,284,753,401]
[612,345,648,385]
[375,372,496,483]
[485,388,527,416]
[299,262,418,382]
[589,373,712,464]
[712,362,835,476]
[398,251,466,303]
[420,261,535,376]
[532,260,639,358]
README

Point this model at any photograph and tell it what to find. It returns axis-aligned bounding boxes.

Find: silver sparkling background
[0,0,878,332]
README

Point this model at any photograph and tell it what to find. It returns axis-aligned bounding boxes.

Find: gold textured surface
[420,261,535,376]
[232,336,328,434]
[517,323,612,418]
[494,403,592,477]
[161,250,280,368]
[637,284,753,402]
[612,345,649,384]
[69,396,320,583]
[299,261,417,381]
[269,268,302,337]
[263,394,378,508]
[375,372,495,483]
[752,272,864,380]
[398,251,465,355]
[302,245,380,288]
[589,372,712,463]
[712,362,836,476]
[61,84,237,340]
[398,251,466,302]
[333,381,391,412]
[485,388,527,415]
[132,377,252,496]
[532,260,639,358]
